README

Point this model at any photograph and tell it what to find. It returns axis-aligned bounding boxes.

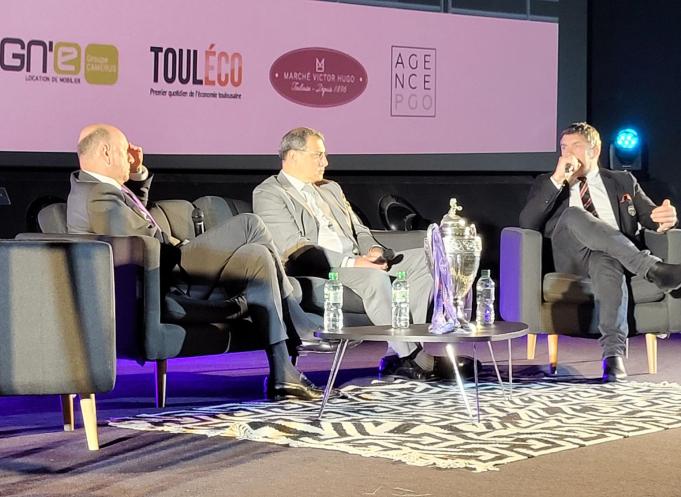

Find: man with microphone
[520,122,681,382]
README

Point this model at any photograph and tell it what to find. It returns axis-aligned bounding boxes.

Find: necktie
[121,185,162,231]
[303,184,336,229]
[578,177,599,218]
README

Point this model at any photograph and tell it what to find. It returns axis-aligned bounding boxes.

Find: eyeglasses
[296,149,328,161]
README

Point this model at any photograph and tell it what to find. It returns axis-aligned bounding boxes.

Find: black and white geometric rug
[109,379,681,472]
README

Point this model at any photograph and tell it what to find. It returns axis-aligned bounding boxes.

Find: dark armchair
[0,239,116,450]
[499,226,681,374]
[29,201,259,408]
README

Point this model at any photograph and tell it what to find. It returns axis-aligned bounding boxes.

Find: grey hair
[279,127,325,160]
[77,127,111,158]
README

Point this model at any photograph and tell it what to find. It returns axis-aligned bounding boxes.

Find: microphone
[192,207,205,236]
[382,247,395,262]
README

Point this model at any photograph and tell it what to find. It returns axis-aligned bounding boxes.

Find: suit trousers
[179,213,293,345]
[551,207,659,357]
[337,247,433,357]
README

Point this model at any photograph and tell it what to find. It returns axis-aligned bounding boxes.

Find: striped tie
[578,177,599,218]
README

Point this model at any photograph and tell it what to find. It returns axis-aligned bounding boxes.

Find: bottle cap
[328,272,339,280]
[481,269,490,278]
[397,271,407,280]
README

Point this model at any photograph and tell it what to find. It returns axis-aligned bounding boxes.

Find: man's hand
[551,155,583,185]
[365,246,384,261]
[354,255,388,271]
[128,143,144,174]
[651,199,677,232]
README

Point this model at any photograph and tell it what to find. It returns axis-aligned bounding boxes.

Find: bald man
[67,123,325,400]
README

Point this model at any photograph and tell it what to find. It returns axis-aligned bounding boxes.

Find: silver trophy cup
[440,199,482,332]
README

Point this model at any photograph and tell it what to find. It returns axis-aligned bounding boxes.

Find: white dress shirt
[282,171,356,267]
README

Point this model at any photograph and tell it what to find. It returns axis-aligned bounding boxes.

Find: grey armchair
[29,201,258,408]
[499,227,681,374]
[0,239,116,450]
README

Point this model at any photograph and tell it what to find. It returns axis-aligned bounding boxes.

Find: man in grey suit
[253,127,451,379]
[520,122,681,381]
[67,123,325,400]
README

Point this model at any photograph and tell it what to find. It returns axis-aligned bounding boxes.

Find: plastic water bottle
[391,271,410,328]
[475,269,495,326]
[324,272,343,332]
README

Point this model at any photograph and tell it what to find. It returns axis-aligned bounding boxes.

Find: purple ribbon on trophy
[425,223,459,334]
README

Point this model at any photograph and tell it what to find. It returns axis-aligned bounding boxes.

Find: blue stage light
[614,128,640,151]
[610,127,643,171]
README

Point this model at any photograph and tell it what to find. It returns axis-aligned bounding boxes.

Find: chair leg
[646,334,658,374]
[548,334,559,375]
[61,394,75,431]
[156,359,167,408]
[527,334,537,360]
[79,394,99,451]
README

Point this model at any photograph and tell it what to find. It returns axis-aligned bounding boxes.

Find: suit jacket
[253,172,379,273]
[67,170,161,239]
[519,168,659,242]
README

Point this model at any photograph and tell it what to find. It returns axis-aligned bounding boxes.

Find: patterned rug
[109,379,681,472]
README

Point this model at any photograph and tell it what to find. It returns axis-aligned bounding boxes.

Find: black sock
[266,340,301,384]
[284,297,321,341]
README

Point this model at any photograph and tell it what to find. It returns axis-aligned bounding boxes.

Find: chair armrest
[644,229,681,331]
[644,229,681,264]
[499,227,543,332]
[16,233,163,361]
[370,229,427,252]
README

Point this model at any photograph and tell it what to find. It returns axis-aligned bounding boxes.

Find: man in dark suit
[520,122,681,381]
[67,123,324,400]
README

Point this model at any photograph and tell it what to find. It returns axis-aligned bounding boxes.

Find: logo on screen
[54,42,81,75]
[0,37,118,85]
[84,44,118,84]
[270,48,367,108]
[391,46,436,117]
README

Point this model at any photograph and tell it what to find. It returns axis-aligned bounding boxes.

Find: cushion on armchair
[542,272,664,304]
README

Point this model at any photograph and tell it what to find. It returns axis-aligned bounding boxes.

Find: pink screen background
[1,0,558,155]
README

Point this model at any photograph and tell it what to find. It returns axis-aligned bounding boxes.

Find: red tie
[578,177,599,218]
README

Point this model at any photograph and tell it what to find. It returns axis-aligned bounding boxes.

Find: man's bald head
[77,123,131,185]
[77,124,114,159]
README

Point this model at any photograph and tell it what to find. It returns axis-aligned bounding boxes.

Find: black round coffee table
[315,321,528,421]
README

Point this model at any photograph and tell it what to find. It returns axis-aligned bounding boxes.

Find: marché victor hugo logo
[269,47,367,107]
[150,44,243,87]
[391,46,436,117]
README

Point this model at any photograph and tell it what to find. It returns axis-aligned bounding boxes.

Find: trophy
[439,198,482,332]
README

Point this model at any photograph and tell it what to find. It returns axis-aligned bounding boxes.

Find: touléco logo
[269,47,367,108]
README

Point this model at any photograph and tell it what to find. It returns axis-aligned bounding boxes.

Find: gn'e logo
[54,42,80,74]
[0,37,118,85]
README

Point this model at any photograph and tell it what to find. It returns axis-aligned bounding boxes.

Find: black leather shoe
[602,356,627,383]
[297,339,339,353]
[378,354,434,381]
[646,262,681,292]
[265,373,323,401]
[297,338,362,353]
[433,355,483,380]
